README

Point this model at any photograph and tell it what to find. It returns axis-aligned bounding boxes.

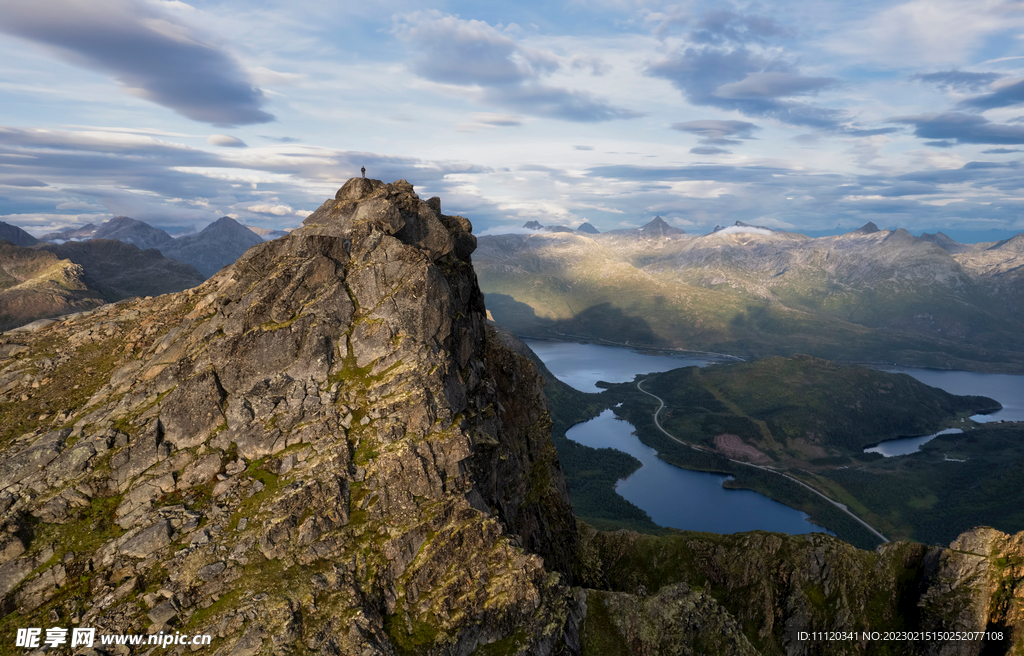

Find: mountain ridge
[476,224,1024,372]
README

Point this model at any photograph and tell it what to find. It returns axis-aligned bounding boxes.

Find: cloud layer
[394,11,641,122]
[0,0,273,126]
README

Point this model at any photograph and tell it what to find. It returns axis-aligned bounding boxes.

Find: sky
[1,0,1024,242]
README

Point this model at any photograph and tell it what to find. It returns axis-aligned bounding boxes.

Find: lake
[876,366,1024,423]
[525,339,830,536]
[565,408,832,535]
[861,367,1024,456]
[523,340,718,393]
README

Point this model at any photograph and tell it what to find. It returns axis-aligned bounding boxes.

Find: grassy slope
[477,232,1024,373]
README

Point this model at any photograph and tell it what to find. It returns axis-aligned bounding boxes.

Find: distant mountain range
[476,219,1024,373]
[523,220,604,234]
[0,215,271,330]
[37,216,267,277]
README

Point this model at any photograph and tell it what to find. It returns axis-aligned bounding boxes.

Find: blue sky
[1,0,1023,241]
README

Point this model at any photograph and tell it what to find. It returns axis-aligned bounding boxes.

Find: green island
[537,351,1021,549]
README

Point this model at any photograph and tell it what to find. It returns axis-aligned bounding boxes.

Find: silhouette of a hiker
[361,167,365,178]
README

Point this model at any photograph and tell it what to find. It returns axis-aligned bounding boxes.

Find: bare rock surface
[0,178,580,654]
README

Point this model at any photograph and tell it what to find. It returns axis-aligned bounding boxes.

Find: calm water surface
[863,367,1024,456]
[523,339,716,392]
[875,367,1024,423]
[566,409,830,535]
[526,339,828,535]
[528,339,1024,529]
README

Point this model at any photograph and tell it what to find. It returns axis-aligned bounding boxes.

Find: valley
[526,340,1023,549]
[477,222,1024,374]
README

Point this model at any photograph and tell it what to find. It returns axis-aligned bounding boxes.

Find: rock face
[0,178,580,654]
[574,525,1024,656]
[159,217,266,277]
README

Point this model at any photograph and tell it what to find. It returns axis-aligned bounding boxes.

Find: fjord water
[524,339,829,535]
[862,367,1024,456]
[876,367,1024,423]
[566,409,831,535]
[524,340,716,392]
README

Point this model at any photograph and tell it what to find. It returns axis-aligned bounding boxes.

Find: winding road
[635,379,890,544]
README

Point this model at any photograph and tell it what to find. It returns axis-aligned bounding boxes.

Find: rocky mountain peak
[0,178,580,654]
[638,216,685,236]
[304,177,477,262]
[852,221,880,234]
[158,216,265,278]
[576,222,600,234]
[91,216,174,251]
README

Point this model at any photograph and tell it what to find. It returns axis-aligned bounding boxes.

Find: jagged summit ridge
[0,178,580,655]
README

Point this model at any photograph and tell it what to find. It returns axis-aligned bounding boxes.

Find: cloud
[0,177,48,187]
[246,203,296,216]
[827,0,1024,68]
[688,10,794,45]
[646,20,845,130]
[672,119,759,145]
[691,147,731,155]
[714,71,836,99]
[476,225,541,236]
[892,112,1024,144]
[569,55,611,76]
[958,78,1024,111]
[471,113,522,127]
[393,11,641,122]
[715,225,774,236]
[0,124,498,233]
[482,85,643,122]
[982,147,1022,154]
[395,12,556,86]
[207,134,247,148]
[911,70,1002,91]
[0,0,273,126]
[573,145,594,151]
[260,136,301,143]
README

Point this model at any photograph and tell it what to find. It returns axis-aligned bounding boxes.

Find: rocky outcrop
[575,524,1024,655]
[0,178,581,654]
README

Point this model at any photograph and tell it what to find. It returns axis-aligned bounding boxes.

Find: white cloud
[826,0,1024,67]
[247,203,295,215]
[715,225,774,236]
[207,134,247,147]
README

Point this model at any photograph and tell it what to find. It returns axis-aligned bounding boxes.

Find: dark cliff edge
[0,179,1022,655]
